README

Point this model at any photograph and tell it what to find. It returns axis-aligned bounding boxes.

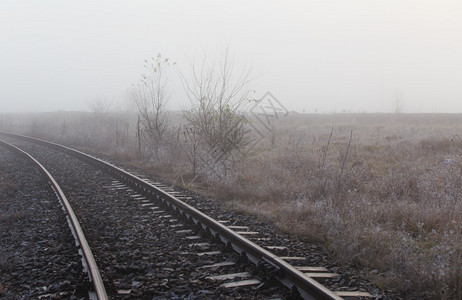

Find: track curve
[0,139,108,300]
[1,132,377,299]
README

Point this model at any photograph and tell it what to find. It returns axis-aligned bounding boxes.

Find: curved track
[0,139,108,299]
[1,132,373,299]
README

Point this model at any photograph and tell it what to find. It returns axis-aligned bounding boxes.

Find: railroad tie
[304,272,340,279]
[206,272,251,281]
[264,246,288,250]
[279,256,306,261]
[296,266,329,272]
[197,251,222,256]
[334,291,373,298]
[176,229,193,234]
[221,279,261,288]
[235,231,259,235]
[197,261,235,269]
[227,225,249,230]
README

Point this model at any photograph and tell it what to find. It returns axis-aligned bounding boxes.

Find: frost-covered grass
[5,112,462,298]
[212,114,462,299]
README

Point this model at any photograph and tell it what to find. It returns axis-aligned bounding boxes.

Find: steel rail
[0,138,108,300]
[1,132,343,300]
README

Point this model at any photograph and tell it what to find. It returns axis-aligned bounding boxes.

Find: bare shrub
[130,54,174,157]
[181,47,252,177]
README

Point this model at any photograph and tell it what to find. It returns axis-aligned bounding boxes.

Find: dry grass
[5,112,462,298]
[206,114,462,299]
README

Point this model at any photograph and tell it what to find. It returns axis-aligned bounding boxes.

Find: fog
[1,0,462,113]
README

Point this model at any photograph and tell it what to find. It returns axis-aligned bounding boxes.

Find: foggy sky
[1,0,462,113]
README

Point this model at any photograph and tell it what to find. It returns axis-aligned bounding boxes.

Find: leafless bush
[181,47,252,177]
[130,54,175,157]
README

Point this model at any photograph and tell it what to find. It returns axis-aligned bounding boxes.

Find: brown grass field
[2,112,462,299]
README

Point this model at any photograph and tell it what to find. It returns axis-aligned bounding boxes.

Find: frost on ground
[3,112,462,299]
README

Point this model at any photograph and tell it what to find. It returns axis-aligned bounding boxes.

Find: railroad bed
[0,133,396,299]
[0,142,90,299]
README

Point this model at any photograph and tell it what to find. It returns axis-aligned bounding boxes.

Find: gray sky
[1,0,462,113]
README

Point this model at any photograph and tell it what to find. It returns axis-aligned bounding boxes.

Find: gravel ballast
[1,135,402,299]
[3,138,294,299]
[0,144,89,299]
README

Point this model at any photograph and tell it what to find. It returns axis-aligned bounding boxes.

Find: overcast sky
[1,0,462,113]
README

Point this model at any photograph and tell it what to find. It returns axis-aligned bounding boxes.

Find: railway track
[0,141,103,299]
[0,132,375,299]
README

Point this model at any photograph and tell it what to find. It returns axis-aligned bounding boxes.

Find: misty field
[2,112,461,299]
[224,113,462,299]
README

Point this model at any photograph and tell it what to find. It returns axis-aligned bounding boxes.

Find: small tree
[181,48,252,162]
[131,54,174,154]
